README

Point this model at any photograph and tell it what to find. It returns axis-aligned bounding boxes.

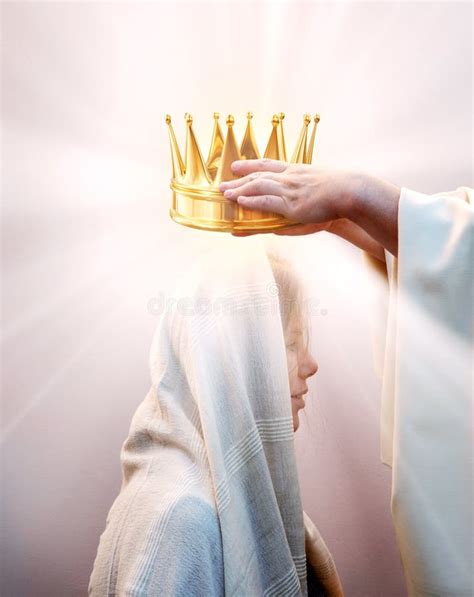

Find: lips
[291,395,306,407]
[291,390,308,400]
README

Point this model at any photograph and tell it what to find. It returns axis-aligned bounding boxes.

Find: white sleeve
[378,186,473,596]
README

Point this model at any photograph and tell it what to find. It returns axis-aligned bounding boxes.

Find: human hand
[219,158,358,225]
[219,158,400,257]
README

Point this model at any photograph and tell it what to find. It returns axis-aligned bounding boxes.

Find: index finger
[219,171,280,192]
[231,158,288,176]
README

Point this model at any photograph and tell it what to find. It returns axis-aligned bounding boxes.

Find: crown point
[185,113,193,124]
[240,112,260,161]
[213,112,220,119]
[304,114,311,125]
[306,113,320,165]
[279,112,285,120]
[214,115,241,185]
[271,114,280,126]
[165,114,185,179]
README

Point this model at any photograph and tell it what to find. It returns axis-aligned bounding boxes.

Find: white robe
[89,239,341,597]
[366,186,473,596]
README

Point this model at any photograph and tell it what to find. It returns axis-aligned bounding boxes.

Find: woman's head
[267,250,319,431]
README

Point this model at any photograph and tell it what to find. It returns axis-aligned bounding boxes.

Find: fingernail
[224,189,234,198]
[231,161,242,171]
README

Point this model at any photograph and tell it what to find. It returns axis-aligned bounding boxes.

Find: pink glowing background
[2,1,472,595]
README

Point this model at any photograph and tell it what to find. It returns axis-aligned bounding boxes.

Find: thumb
[274,223,328,236]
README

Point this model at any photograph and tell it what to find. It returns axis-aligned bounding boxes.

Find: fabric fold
[89,237,312,596]
[365,186,473,596]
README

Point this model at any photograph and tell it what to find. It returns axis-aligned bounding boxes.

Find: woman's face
[285,325,319,432]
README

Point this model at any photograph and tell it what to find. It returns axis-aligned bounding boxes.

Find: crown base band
[170,190,298,232]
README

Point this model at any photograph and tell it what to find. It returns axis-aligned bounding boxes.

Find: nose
[299,351,318,379]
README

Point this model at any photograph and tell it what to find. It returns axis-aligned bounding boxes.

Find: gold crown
[166,112,320,232]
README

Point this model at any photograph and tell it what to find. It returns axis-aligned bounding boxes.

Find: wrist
[343,172,401,256]
[337,171,370,221]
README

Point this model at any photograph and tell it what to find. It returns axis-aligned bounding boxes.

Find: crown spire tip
[226,114,235,126]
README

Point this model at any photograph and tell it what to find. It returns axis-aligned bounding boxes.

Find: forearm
[304,512,344,597]
[343,174,400,257]
[328,218,385,261]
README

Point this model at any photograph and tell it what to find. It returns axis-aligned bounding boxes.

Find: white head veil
[89,236,308,596]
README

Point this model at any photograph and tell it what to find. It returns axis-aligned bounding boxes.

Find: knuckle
[291,202,306,220]
[281,186,297,206]
[286,178,298,191]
